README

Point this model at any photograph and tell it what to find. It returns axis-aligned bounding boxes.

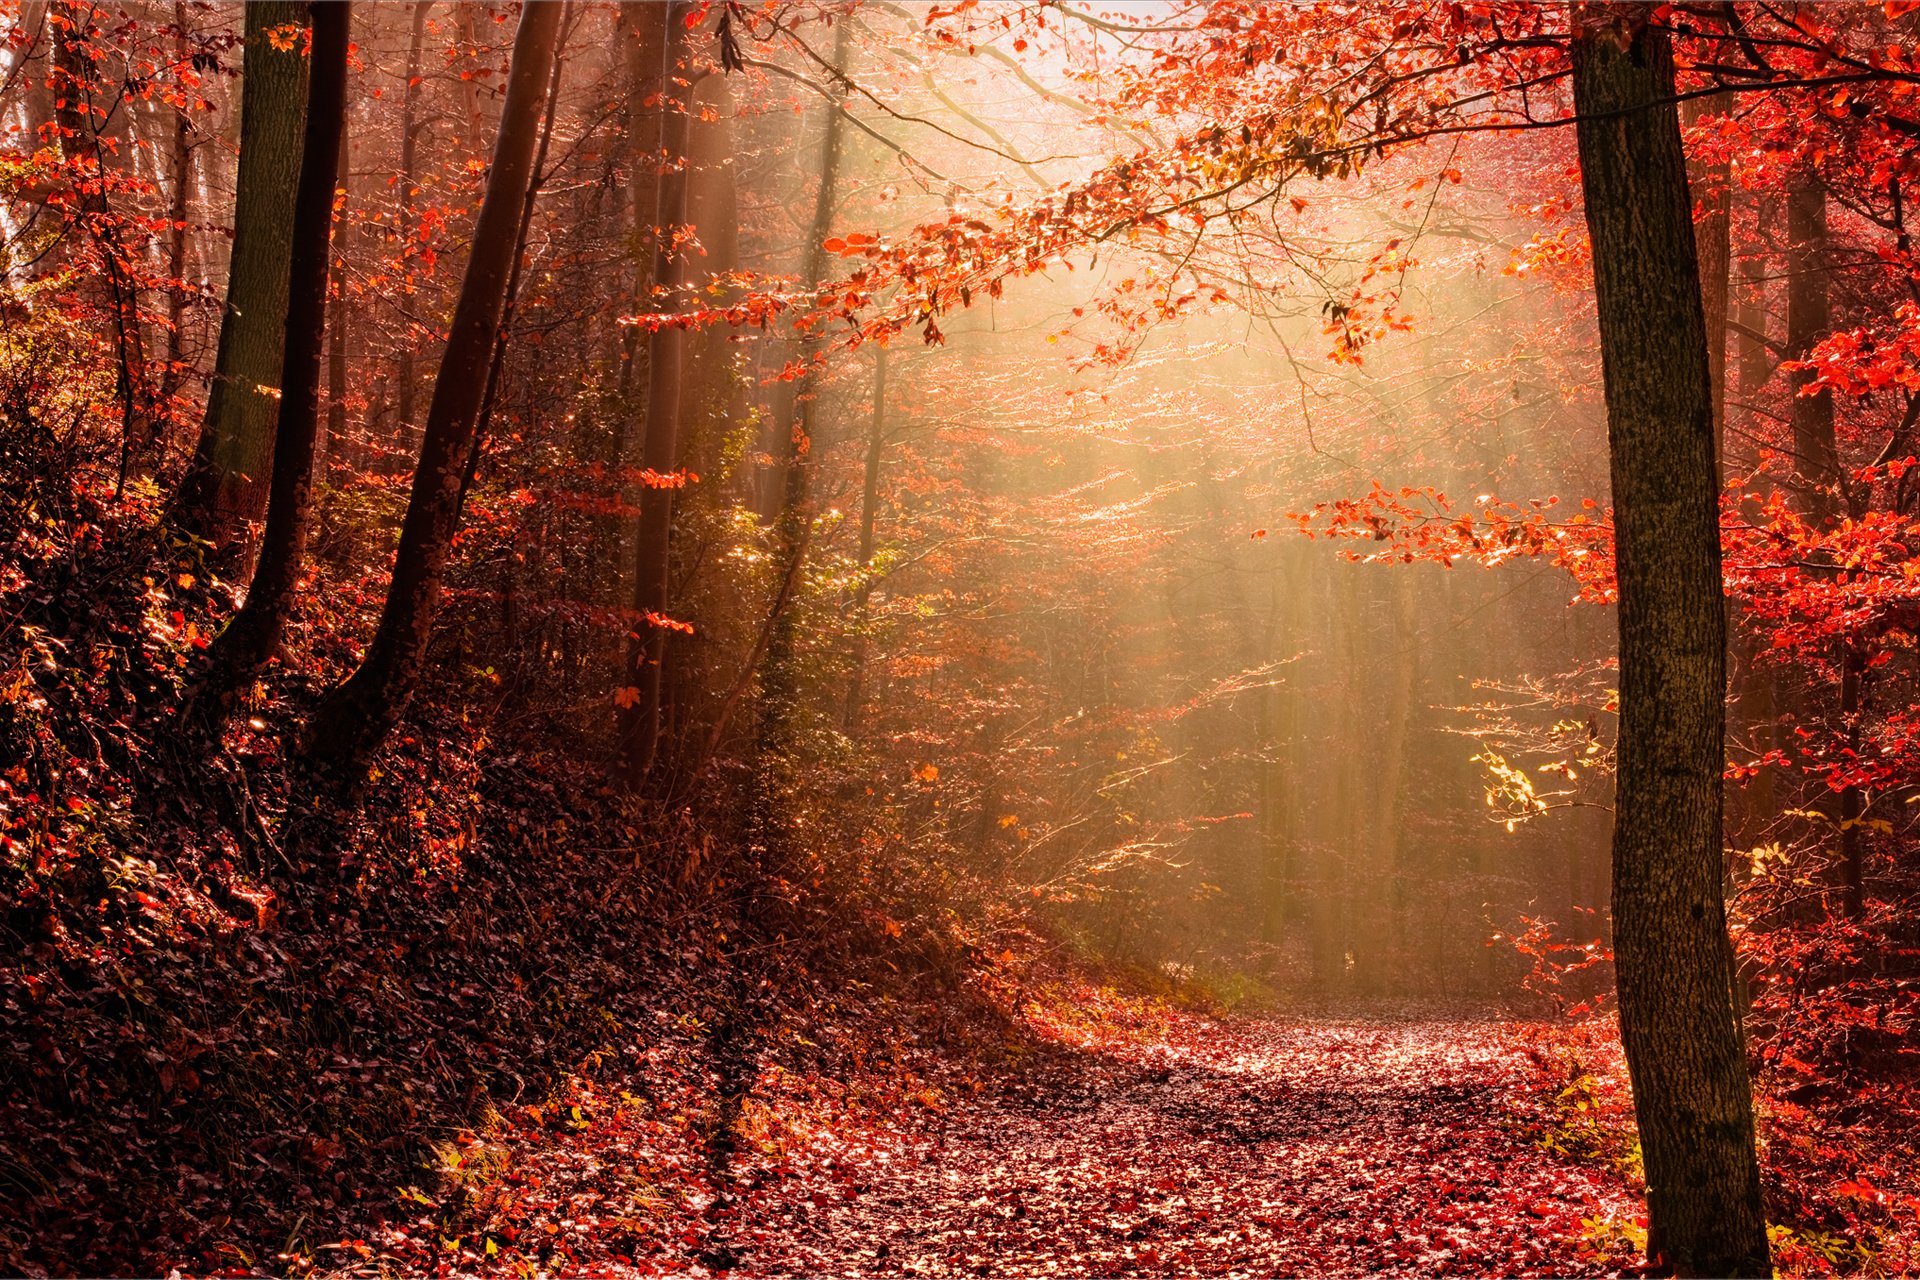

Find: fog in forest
[5,3,1914,1275]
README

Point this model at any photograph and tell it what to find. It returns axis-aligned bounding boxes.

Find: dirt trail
[730,1013,1637,1277]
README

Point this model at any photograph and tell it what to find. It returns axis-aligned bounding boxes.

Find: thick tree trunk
[15,1,55,156]
[195,2,348,718]
[176,0,308,548]
[305,0,566,779]
[616,0,693,787]
[1570,9,1770,1277]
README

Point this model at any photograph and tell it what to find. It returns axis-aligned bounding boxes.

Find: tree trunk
[175,0,308,548]
[616,0,693,786]
[160,0,193,405]
[305,0,566,779]
[1570,9,1770,1277]
[52,0,153,486]
[1785,172,1865,916]
[195,2,348,718]
[1358,569,1417,993]
[1680,92,1731,479]
[842,342,888,732]
[393,1,432,465]
[326,108,351,460]
[454,1,486,145]
[743,19,849,851]
[457,0,566,518]
[1729,188,1777,847]
[1787,176,1843,525]
[1733,192,1772,432]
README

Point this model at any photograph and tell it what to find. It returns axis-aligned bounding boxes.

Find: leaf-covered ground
[340,987,1643,1278]
[728,1009,1639,1278]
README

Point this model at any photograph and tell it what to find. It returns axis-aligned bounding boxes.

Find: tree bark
[175,0,308,548]
[305,0,566,779]
[1784,171,1865,917]
[842,342,888,733]
[742,19,849,852]
[1570,9,1770,1277]
[1680,92,1731,479]
[160,0,193,405]
[454,1,486,146]
[615,0,693,787]
[393,1,432,464]
[1733,192,1772,428]
[1729,187,1777,847]
[326,108,351,460]
[1787,176,1843,525]
[195,2,348,718]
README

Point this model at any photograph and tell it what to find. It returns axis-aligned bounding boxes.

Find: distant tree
[392,1,431,459]
[50,0,154,483]
[158,0,195,406]
[615,0,693,786]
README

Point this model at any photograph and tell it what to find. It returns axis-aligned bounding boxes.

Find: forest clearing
[2,0,1918,1275]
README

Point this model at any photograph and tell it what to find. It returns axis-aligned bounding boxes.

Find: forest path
[730,1011,1637,1277]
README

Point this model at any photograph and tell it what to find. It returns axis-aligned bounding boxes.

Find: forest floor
[723,1007,1642,1278]
[341,987,1643,1278]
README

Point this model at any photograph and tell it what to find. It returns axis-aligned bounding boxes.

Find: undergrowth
[1509,1015,1920,1277]
[0,417,1015,1276]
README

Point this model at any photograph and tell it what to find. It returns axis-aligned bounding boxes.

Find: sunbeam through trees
[1,2,1918,1276]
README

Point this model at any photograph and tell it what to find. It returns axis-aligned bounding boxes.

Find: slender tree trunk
[1729,188,1777,847]
[454,1,485,145]
[610,4,668,431]
[842,342,887,732]
[1787,176,1843,525]
[458,0,567,519]
[176,0,308,548]
[394,1,431,463]
[160,0,193,405]
[1733,192,1772,427]
[306,0,566,779]
[52,0,153,483]
[1260,562,1301,946]
[742,19,849,849]
[326,109,350,460]
[1570,10,1770,1277]
[763,19,848,642]
[1359,570,1417,993]
[1785,172,1865,917]
[616,0,693,786]
[1681,92,1731,478]
[194,2,349,719]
